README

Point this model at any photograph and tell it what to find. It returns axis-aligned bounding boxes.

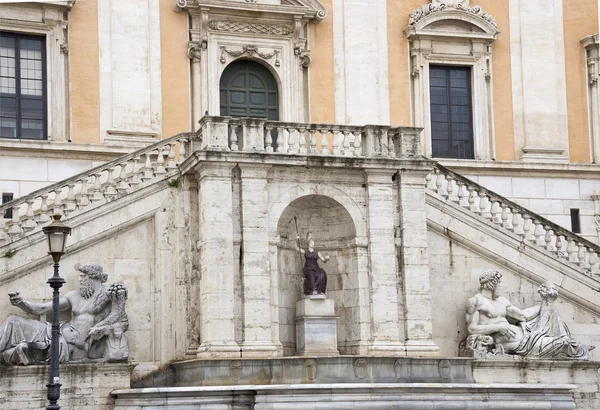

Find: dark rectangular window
[570,209,581,234]
[430,65,474,159]
[2,193,13,219]
[0,32,46,140]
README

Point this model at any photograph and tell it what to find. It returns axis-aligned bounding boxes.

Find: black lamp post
[42,214,71,410]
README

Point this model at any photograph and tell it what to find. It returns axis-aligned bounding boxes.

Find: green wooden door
[219,60,279,120]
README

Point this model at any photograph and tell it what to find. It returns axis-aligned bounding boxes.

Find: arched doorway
[219,60,279,120]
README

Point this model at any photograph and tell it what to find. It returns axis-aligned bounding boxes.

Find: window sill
[0,138,141,161]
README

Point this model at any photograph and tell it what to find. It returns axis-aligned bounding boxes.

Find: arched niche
[275,194,359,356]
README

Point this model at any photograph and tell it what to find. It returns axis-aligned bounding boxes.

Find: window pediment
[405,4,498,40]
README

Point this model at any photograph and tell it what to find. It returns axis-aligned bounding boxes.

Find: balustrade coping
[0,132,195,214]
[434,163,600,254]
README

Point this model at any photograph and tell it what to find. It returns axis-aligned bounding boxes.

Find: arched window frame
[404,4,499,160]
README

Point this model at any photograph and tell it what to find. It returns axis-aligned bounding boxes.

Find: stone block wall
[0,363,132,410]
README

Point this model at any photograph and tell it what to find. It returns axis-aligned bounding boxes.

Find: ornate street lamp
[42,214,71,410]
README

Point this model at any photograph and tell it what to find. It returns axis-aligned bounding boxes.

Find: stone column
[239,164,283,357]
[196,163,239,358]
[397,165,439,356]
[364,169,404,356]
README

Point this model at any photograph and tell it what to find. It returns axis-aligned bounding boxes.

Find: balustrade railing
[426,164,600,277]
[0,133,193,245]
[198,116,423,158]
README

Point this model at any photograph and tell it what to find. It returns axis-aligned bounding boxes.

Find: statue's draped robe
[511,305,590,360]
[0,315,69,365]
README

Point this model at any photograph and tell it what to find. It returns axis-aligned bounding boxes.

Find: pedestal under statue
[0,264,130,365]
[461,269,593,360]
[294,232,339,356]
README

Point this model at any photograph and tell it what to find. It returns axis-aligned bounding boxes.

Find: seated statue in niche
[294,232,330,297]
[462,269,593,360]
[0,264,129,365]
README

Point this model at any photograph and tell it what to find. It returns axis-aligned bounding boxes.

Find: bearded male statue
[0,264,129,365]
[463,269,592,360]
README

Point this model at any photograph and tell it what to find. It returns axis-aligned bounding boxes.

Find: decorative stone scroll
[0,264,130,365]
[208,20,292,36]
[462,270,593,360]
[408,1,497,28]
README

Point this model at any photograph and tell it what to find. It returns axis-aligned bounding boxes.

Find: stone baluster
[229,125,239,151]
[116,164,131,194]
[142,153,154,182]
[490,201,501,224]
[8,206,22,235]
[457,182,469,208]
[130,156,143,186]
[446,175,458,202]
[38,194,51,223]
[167,142,177,170]
[353,131,362,156]
[425,172,435,191]
[320,129,329,155]
[501,205,510,229]
[276,127,285,153]
[477,190,487,217]
[52,188,63,216]
[522,215,533,241]
[177,139,187,164]
[264,125,274,153]
[332,130,342,156]
[567,239,579,263]
[288,127,298,154]
[343,130,352,157]
[155,149,166,175]
[555,235,568,258]
[544,227,555,252]
[0,217,7,242]
[21,199,36,231]
[309,129,317,154]
[533,222,545,246]
[435,170,446,197]
[77,179,90,207]
[468,189,478,213]
[298,126,308,155]
[511,211,522,235]
[589,251,600,274]
[91,173,105,202]
[578,246,591,270]
[104,168,117,201]
[64,183,77,213]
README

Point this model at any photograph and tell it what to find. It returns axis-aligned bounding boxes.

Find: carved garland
[208,20,292,36]
[220,45,281,67]
[408,3,497,28]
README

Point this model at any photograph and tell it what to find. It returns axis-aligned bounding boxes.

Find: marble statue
[0,264,129,365]
[294,232,330,296]
[463,269,592,360]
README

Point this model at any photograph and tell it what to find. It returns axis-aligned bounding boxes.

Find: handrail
[428,163,600,275]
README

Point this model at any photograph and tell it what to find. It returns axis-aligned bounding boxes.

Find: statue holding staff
[294,232,330,296]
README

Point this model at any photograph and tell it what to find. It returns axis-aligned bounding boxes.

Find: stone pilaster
[364,169,404,355]
[239,164,283,357]
[196,163,239,358]
[397,166,439,356]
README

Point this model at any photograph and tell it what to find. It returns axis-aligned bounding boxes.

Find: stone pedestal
[295,298,339,356]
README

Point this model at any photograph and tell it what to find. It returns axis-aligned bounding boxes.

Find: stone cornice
[175,0,327,23]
